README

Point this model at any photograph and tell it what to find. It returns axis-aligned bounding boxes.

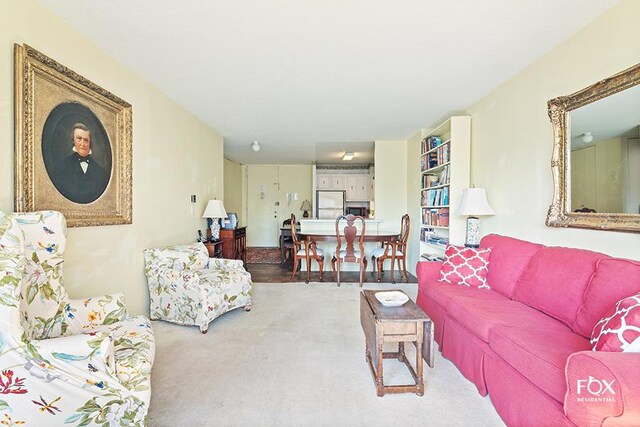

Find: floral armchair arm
[64,293,128,335]
[564,351,640,426]
[29,330,115,378]
[207,257,245,271]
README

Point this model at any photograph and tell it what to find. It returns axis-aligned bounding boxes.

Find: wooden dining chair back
[290,216,324,281]
[331,214,367,287]
[280,214,295,266]
[372,214,410,282]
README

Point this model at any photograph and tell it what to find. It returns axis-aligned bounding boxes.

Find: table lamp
[455,188,495,247]
[300,200,312,218]
[202,199,227,241]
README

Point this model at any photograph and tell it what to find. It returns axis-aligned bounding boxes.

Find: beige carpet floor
[148,282,505,427]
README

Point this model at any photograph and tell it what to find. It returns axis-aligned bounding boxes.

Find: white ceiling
[39,0,619,165]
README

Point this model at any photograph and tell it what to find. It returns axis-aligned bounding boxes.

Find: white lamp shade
[456,188,495,216]
[202,200,228,218]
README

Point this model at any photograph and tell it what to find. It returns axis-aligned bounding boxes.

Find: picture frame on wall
[14,43,132,227]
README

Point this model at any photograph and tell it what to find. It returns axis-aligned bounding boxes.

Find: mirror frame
[546,62,640,233]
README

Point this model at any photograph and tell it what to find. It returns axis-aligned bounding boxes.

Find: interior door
[247,165,279,247]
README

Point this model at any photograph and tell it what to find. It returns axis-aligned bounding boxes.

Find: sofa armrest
[31,331,115,377]
[565,350,640,427]
[64,293,128,334]
[416,260,443,296]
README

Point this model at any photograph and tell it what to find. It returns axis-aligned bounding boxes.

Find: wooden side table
[203,241,223,258]
[360,289,433,397]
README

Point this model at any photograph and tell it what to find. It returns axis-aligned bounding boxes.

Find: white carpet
[148,282,505,427]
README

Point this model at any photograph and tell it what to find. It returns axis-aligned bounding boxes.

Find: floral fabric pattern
[144,243,252,333]
[0,210,155,426]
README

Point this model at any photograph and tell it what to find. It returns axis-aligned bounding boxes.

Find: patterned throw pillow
[438,244,492,289]
[591,292,640,352]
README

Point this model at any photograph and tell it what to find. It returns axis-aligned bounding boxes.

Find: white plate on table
[375,291,409,307]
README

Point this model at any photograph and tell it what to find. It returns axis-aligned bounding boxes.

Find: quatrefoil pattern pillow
[438,244,492,289]
[591,292,640,352]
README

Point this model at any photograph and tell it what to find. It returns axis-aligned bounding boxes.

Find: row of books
[421,187,449,207]
[421,144,450,171]
[422,165,450,188]
[419,229,449,247]
[421,136,442,153]
[422,207,450,227]
[421,253,444,262]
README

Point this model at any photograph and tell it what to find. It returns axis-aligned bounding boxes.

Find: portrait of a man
[42,103,113,204]
[15,44,132,227]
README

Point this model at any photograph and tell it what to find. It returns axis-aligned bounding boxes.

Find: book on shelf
[421,253,444,262]
[421,207,449,227]
[421,187,449,207]
[421,136,442,154]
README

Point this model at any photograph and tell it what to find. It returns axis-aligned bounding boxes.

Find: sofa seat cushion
[423,280,508,312]
[489,325,591,403]
[446,297,562,343]
[514,247,607,328]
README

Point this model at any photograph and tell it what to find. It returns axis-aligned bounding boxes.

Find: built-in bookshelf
[419,116,471,256]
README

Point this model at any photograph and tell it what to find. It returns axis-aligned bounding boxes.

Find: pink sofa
[416,234,640,426]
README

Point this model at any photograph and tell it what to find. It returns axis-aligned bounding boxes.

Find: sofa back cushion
[513,247,607,327]
[573,258,640,337]
[479,234,543,298]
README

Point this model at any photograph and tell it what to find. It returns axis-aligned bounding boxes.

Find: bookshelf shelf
[419,116,471,255]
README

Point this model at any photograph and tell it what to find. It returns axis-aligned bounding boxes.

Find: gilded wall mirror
[547,62,640,233]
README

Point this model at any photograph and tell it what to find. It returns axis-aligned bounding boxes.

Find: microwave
[346,206,367,216]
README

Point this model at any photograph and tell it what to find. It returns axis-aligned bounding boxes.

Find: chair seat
[333,250,365,260]
[297,247,324,256]
[372,247,403,257]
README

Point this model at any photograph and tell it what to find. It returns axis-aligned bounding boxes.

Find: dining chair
[281,214,295,266]
[331,214,367,287]
[290,216,324,281]
[371,214,410,282]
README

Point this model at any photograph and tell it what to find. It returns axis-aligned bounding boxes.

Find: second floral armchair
[143,243,252,333]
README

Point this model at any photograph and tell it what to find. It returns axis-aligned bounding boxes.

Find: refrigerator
[316,190,346,219]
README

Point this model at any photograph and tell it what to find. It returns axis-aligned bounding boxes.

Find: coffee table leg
[398,342,406,362]
[416,323,424,396]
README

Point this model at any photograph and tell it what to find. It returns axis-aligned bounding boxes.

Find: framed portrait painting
[14,44,132,227]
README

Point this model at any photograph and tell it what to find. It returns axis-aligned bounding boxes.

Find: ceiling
[39,0,619,165]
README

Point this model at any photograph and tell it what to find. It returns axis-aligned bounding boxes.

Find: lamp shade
[455,188,495,216]
[202,200,228,218]
[300,200,312,211]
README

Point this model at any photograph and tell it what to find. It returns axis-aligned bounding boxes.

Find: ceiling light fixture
[342,151,355,161]
[252,141,261,152]
[581,132,594,143]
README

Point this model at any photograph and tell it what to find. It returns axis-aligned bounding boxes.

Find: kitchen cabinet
[346,175,371,201]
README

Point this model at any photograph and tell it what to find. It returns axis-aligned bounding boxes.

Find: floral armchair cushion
[0,211,155,425]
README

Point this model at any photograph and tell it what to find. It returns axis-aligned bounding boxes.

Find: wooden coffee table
[360,289,434,396]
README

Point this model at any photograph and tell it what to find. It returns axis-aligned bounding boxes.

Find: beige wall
[1,1,224,314]
[467,0,640,259]
[374,140,408,232]
[405,133,422,275]
[223,159,245,225]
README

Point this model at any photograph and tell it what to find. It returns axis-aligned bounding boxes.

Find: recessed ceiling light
[342,151,354,161]
[252,141,261,152]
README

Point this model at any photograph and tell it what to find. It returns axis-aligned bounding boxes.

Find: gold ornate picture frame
[546,62,640,233]
[14,44,132,227]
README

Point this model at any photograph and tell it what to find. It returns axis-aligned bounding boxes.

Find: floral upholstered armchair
[0,211,155,426]
[143,243,252,333]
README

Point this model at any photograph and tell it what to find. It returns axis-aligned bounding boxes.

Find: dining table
[297,230,401,284]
